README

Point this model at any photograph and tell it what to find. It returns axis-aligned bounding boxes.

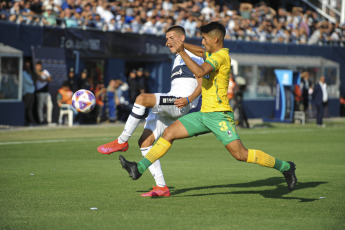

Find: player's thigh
[204,112,241,146]
[162,120,190,142]
[142,112,175,144]
[135,93,156,108]
[153,93,190,118]
[178,111,211,137]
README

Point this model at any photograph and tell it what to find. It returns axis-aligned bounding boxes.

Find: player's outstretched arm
[173,40,213,78]
[184,43,205,58]
[174,77,202,108]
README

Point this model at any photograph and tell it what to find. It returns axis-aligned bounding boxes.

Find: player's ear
[181,34,186,42]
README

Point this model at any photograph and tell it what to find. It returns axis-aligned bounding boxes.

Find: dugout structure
[0,43,24,126]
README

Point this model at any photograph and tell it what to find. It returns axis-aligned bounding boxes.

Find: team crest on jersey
[171,68,182,78]
[226,130,232,137]
[212,60,218,67]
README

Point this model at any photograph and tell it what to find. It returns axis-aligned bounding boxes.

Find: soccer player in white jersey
[97,26,204,197]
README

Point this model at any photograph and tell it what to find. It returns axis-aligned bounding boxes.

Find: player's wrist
[186,97,190,104]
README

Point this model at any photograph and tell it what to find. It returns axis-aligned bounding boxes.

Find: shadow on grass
[167,177,327,202]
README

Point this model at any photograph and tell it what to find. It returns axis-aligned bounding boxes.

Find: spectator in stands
[308,22,327,45]
[130,15,142,33]
[63,7,78,28]
[34,61,53,125]
[22,61,36,126]
[61,0,75,11]
[1,0,344,46]
[43,5,57,26]
[30,0,43,15]
[141,16,157,34]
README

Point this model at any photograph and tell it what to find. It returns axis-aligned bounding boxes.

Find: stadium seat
[294,111,305,125]
[59,104,73,127]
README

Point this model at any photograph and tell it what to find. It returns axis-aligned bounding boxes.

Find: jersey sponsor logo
[160,96,178,105]
[171,65,194,80]
[171,68,182,78]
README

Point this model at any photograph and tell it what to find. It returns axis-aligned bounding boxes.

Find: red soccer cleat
[141,185,170,197]
[97,139,129,155]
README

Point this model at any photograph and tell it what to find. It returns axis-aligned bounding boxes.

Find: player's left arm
[173,39,213,78]
[174,77,202,108]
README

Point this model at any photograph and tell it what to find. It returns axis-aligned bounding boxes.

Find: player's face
[166,31,181,54]
[201,33,213,53]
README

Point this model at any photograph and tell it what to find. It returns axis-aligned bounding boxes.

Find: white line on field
[0,137,111,146]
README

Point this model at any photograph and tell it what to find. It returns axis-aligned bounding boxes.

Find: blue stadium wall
[0,22,344,125]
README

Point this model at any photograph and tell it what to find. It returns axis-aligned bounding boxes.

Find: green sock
[137,158,152,174]
[274,159,291,173]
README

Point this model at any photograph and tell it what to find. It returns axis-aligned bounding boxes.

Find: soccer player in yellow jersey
[119,22,297,191]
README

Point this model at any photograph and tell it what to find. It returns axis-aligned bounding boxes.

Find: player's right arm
[184,43,205,58]
[174,77,202,108]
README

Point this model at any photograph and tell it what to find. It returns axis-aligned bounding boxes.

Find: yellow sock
[145,137,172,163]
[247,149,275,168]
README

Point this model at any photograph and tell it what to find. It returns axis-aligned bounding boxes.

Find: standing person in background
[127,69,139,104]
[34,61,53,125]
[78,68,91,90]
[144,69,151,93]
[67,67,77,92]
[94,81,107,123]
[312,76,328,127]
[22,61,36,126]
[136,67,146,94]
[340,94,345,117]
[107,79,122,123]
[300,71,312,113]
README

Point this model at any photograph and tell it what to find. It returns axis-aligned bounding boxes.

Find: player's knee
[138,135,154,148]
[135,94,145,105]
[161,129,175,143]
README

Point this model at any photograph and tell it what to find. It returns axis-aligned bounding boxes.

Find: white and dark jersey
[169,49,204,97]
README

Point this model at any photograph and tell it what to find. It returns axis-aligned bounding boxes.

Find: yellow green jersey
[201,48,232,113]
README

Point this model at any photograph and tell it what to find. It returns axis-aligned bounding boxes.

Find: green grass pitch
[1,121,345,230]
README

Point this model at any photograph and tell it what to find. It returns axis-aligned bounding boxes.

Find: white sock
[141,146,166,187]
[118,103,146,143]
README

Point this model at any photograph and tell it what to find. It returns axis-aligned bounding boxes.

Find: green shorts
[178,111,240,146]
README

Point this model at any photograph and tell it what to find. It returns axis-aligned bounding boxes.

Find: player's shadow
[169,177,327,202]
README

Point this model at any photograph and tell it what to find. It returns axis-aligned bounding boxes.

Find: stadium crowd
[1,0,344,45]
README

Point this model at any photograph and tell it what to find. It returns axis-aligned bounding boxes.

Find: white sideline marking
[0,138,109,146]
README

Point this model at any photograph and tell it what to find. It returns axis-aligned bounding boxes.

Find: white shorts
[144,93,198,139]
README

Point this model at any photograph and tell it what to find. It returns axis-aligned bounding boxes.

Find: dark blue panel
[0,102,25,126]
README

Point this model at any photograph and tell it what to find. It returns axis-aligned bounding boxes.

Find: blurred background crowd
[1,0,344,45]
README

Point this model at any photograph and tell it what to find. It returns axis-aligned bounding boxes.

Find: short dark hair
[200,21,226,39]
[166,25,185,35]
